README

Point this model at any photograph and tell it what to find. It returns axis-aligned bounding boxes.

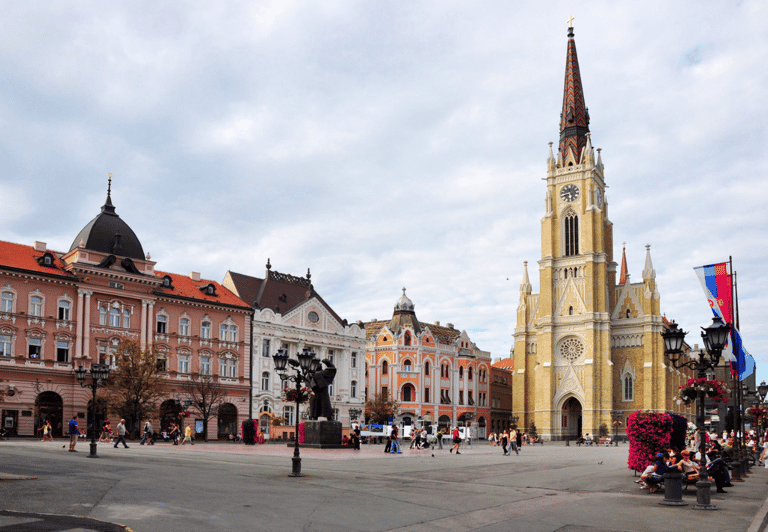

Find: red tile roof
[155,271,251,310]
[364,319,463,345]
[0,240,74,279]
[492,357,514,370]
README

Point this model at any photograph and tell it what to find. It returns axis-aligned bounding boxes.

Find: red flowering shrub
[675,378,729,406]
[626,411,673,471]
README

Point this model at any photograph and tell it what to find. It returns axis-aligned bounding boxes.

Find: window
[402,384,414,402]
[328,384,334,397]
[381,386,388,398]
[99,306,107,326]
[424,387,430,403]
[0,335,11,357]
[200,356,211,376]
[459,366,463,379]
[382,360,388,375]
[122,309,131,328]
[262,372,270,392]
[56,341,69,362]
[283,406,294,426]
[201,321,211,339]
[403,360,412,372]
[351,352,357,368]
[623,374,633,401]
[424,361,430,374]
[262,338,271,358]
[564,210,579,256]
[179,355,190,374]
[459,390,464,405]
[180,318,190,337]
[28,338,41,358]
[569,306,574,316]
[327,350,334,364]
[0,292,13,313]
[30,296,43,317]
[109,308,120,328]
[156,358,167,372]
[404,332,411,346]
[229,325,237,342]
[219,324,227,341]
[156,315,167,334]
[468,391,474,405]
[220,358,237,378]
[468,366,473,380]
[351,380,357,398]
[58,301,70,321]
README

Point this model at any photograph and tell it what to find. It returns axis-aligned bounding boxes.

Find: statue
[308,359,337,420]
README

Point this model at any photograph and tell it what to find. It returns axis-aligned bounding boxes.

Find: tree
[103,339,167,438]
[364,392,399,424]
[181,374,227,441]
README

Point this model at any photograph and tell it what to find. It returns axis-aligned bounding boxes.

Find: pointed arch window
[623,374,634,401]
[404,331,411,346]
[424,361,430,375]
[381,360,388,375]
[564,210,579,256]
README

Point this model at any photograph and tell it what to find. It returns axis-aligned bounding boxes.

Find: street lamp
[74,363,111,458]
[662,317,729,510]
[611,410,623,447]
[273,347,317,477]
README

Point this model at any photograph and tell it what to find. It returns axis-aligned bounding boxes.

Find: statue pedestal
[301,420,343,448]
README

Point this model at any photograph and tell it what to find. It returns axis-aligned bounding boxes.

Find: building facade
[512,28,694,441]
[223,262,366,439]
[364,289,491,437]
[0,187,252,438]
[490,358,514,435]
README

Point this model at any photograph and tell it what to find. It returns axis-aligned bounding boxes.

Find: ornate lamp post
[611,410,623,447]
[273,347,318,477]
[757,382,768,437]
[662,317,729,510]
[74,363,110,458]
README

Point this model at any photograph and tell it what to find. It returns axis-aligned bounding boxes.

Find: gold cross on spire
[567,15,575,27]
[107,173,112,195]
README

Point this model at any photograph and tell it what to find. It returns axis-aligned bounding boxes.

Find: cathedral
[511,27,693,441]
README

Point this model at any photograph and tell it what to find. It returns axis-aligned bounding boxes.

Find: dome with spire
[69,178,145,261]
[394,288,415,312]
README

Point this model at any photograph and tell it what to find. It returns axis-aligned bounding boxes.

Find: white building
[223,261,366,438]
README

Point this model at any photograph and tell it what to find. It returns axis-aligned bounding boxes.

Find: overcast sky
[1,1,766,383]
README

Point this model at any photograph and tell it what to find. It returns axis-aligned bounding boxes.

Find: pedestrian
[99,420,112,443]
[140,419,154,445]
[68,415,79,452]
[182,424,194,445]
[353,425,361,450]
[390,425,401,454]
[42,420,53,442]
[114,419,129,448]
[516,428,523,451]
[435,428,444,450]
[450,426,461,454]
[501,429,508,455]
[168,422,180,445]
[510,427,519,455]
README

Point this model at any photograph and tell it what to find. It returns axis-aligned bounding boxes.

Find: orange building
[364,290,491,437]
[490,357,514,435]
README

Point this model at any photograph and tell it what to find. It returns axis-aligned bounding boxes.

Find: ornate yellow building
[512,27,693,440]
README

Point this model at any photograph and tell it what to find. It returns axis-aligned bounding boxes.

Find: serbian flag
[694,262,754,380]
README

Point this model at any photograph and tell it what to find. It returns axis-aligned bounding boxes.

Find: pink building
[0,186,252,438]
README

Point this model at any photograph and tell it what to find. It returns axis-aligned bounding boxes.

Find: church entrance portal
[561,397,582,441]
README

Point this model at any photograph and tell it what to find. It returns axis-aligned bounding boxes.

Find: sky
[1,1,766,383]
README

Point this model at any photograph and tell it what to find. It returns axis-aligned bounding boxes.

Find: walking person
[450,426,461,454]
[509,427,519,455]
[435,428,444,450]
[390,425,402,454]
[140,419,154,445]
[114,419,129,448]
[168,422,180,445]
[516,427,523,452]
[42,420,53,442]
[352,425,361,450]
[501,429,509,455]
[182,424,194,445]
[68,415,79,452]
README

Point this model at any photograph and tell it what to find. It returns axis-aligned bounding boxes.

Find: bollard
[692,477,717,510]
[659,469,688,507]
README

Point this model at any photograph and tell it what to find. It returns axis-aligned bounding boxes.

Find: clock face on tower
[560,184,579,202]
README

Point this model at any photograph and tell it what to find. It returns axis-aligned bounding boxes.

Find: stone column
[146,302,154,346]
[82,291,92,359]
[140,300,148,349]
[75,289,85,358]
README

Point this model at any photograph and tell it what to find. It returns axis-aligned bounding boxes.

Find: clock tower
[512,26,693,441]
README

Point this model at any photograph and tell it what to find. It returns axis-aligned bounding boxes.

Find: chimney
[435,321,440,326]
[190,272,201,281]
[447,323,454,329]
[34,241,47,252]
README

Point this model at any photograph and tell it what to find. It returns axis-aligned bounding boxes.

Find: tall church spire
[618,243,629,285]
[559,25,590,165]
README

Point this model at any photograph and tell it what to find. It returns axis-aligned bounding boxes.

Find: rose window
[559,338,584,362]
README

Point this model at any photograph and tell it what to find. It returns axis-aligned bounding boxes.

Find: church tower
[512,26,693,440]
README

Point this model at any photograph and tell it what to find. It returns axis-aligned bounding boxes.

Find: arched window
[424,361,430,375]
[30,296,43,317]
[109,308,120,327]
[122,309,131,328]
[623,374,633,401]
[569,306,574,315]
[564,210,579,256]
[261,371,270,392]
[468,366,473,380]
[99,306,107,326]
[625,309,631,318]
[403,360,412,372]
[351,380,357,398]
[404,332,411,346]
[0,291,14,313]
[459,366,463,378]
[381,360,388,375]
[402,383,415,402]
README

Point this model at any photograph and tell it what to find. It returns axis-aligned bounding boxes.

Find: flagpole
[731,257,748,476]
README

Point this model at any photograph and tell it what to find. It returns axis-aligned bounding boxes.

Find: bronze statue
[308,359,336,420]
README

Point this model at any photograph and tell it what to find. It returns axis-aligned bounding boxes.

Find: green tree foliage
[103,339,166,438]
[364,392,399,424]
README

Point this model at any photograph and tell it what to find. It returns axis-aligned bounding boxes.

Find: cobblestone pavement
[1,439,767,532]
